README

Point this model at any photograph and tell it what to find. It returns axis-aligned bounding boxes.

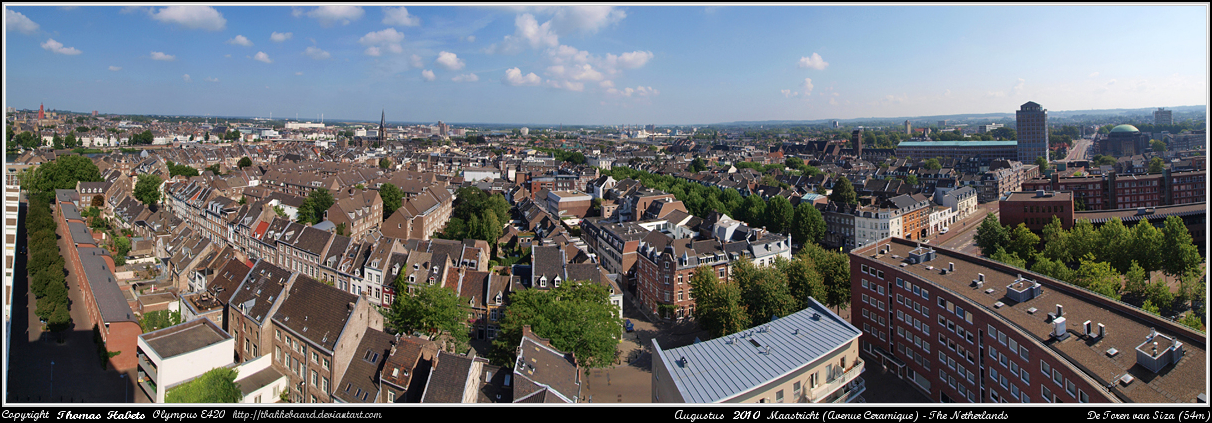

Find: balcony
[803,359,865,403]
[137,353,159,382]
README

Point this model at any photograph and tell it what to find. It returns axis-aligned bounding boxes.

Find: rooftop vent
[1135,329,1183,373]
[1005,276,1042,303]
[1052,316,1069,340]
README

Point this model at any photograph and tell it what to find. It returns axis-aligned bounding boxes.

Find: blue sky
[4,5,1207,125]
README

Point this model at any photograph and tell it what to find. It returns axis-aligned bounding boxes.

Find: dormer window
[554,277,561,287]
[428,277,435,285]
[539,276,547,288]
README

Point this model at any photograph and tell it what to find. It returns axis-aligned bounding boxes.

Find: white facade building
[137,318,235,403]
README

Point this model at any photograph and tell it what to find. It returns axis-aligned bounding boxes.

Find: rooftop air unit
[1052,316,1069,340]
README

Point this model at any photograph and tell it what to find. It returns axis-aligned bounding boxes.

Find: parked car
[624,319,634,332]
[940,227,949,234]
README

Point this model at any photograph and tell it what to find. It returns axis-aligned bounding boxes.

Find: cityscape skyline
[4,5,1208,125]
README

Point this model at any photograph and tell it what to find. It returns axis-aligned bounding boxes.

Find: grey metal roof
[78,247,137,323]
[653,297,859,403]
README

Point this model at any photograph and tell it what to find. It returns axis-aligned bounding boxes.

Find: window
[311,370,318,387]
[776,390,784,403]
[897,310,904,321]
[323,358,330,371]
[877,285,885,295]
[921,289,929,300]
[312,351,319,363]
[1000,353,1009,368]
[1019,346,1028,360]
[1020,368,1030,384]
[322,377,329,392]
[1011,384,1020,399]
[275,329,281,340]
[990,346,997,359]
[1042,386,1053,403]
[1053,369,1063,386]
[275,346,281,362]
[793,381,801,398]
[1079,390,1089,403]
[1065,379,1076,397]
[1041,360,1051,376]
[810,372,819,388]
[998,332,1008,346]
[990,368,999,381]
[862,280,869,289]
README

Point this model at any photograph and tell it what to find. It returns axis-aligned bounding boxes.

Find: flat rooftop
[141,318,231,360]
[1004,191,1073,202]
[865,238,1206,403]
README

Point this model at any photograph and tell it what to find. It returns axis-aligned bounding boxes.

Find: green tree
[1178,312,1204,332]
[237,157,252,169]
[139,310,182,332]
[379,157,392,170]
[165,367,242,403]
[52,134,64,150]
[308,188,335,218]
[974,213,1009,256]
[1074,256,1122,300]
[389,284,470,353]
[273,205,286,218]
[1129,220,1163,274]
[1123,261,1149,299]
[205,164,222,175]
[785,157,804,171]
[733,258,798,325]
[1039,216,1071,263]
[1031,256,1073,283]
[378,182,402,221]
[1142,299,1160,315]
[764,195,794,234]
[1148,157,1165,174]
[791,202,826,246]
[490,283,621,368]
[28,154,102,197]
[15,131,40,149]
[739,194,767,228]
[1067,220,1099,264]
[1161,216,1200,279]
[1146,279,1174,312]
[1035,156,1050,171]
[828,176,857,205]
[130,130,154,145]
[688,157,707,172]
[798,244,850,311]
[1095,218,1130,273]
[91,194,105,208]
[990,247,1027,269]
[134,174,162,206]
[688,265,750,338]
[775,256,826,309]
[924,158,942,170]
[1151,139,1167,153]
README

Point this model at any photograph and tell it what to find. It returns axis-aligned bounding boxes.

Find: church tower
[380,110,386,145]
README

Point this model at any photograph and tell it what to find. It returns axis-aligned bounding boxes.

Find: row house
[635,222,791,321]
[325,189,383,239]
[180,256,252,332]
[227,260,294,366]
[380,183,454,241]
[377,335,440,403]
[270,274,384,403]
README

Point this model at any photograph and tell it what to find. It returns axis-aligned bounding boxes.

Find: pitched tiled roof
[271,274,358,352]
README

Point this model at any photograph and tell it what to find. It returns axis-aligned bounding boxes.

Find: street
[929,203,999,256]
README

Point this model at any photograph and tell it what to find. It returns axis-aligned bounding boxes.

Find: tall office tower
[852,129,863,158]
[832,120,840,128]
[939,120,948,128]
[1154,108,1173,125]
[905,120,912,135]
[438,120,448,138]
[1016,101,1048,163]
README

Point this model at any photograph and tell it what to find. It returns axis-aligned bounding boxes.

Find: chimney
[949,262,954,272]
[1084,320,1092,337]
[1098,323,1106,339]
[978,273,985,282]
[1057,304,1064,317]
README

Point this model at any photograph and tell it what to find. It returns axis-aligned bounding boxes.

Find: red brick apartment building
[1022,170,1205,211]
[850,237,1205,403]
[55,190,141,371]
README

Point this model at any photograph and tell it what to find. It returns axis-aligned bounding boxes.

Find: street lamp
[120,374,127,403]
[49,360,54,403]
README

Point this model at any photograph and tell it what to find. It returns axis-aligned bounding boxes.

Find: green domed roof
[1110,124,1140,133]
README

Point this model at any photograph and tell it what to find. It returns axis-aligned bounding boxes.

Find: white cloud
[295,71,303,75]
[227,35,253,47]
[271,32,292,42]
[465,35,475,43]
[382,7,419,26]
[452,73,478,83]
[1088,72,1099,78]
[41,39,81,55]
[303,6,363,26]
[607,50,653,69]
[150,6,226,31]
[781,89,793,98]
[6,9,40,34]
[547,80,585,91]
[204,77,219,83]
[1013,78,1025,95]
[435,51,465,70]
[801,78,814,94]
[500,13,558,54]
[421,69,436,81]
[150,51,175,61]
[304,46,330,60]
[549,6,626,36]
[360,28,404,56]
[607,85,659,97]
[183,74,191,82]
[410,54,424,69]
[253,52,272,63]
[599,80,614,88]
[798,53,828,70]
[504,67,541,86]
[108,66,122,71]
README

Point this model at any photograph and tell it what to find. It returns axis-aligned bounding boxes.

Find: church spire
[380,110,386,144]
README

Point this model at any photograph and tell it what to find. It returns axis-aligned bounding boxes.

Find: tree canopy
[27,154,102,198]
[378,183,403,221]
[237,157,252,169]
[388,283,470,353]
[828,176,857,205]
[134,174,162,206]
[490,282,621,368]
